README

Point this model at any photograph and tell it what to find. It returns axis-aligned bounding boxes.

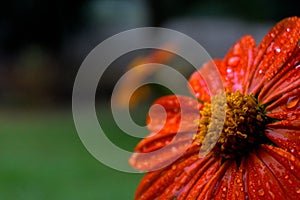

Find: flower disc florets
[194,91,271,160]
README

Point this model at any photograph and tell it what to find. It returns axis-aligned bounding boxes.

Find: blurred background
[0,0,299,199]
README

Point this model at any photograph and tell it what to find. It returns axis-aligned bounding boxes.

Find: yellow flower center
[194,91,271,160]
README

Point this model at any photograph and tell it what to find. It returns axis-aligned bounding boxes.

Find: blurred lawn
[0,108,143,200]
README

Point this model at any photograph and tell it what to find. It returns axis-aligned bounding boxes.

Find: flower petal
[196,160,231,200]
[246,152,286,199]
[134,151,200,200]
[258,45,300,104]
[147,95,200,134]
[129,137,197,171]
[222,35,256,94]
[212,161,236,199]
[183,158,220,199]
[265,87,300,114]
[159,155,219,200]
[225,160,246,200]
[188,59,224,102]
[129,95,200,171]
[133,151,214,200]
[265,128,300,159]
[267,116,300,130]
[211,160,246,200]
[259,145,300,199]
[248,16,300,95]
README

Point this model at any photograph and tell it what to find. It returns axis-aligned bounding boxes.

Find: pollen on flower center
[194,91,271,160]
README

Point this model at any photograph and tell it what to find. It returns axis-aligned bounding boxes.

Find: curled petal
[248,16,300,94]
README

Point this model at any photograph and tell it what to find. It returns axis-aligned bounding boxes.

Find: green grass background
[0,108,143,199]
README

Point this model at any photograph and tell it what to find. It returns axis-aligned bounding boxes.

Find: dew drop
[258,69,263,74]
[290,148,295,153]
[296,188,300,194]
[286,28,291,32]
[257,180,261,186]
[269,191,275,199]
[280,39,285,45]
[222,187,227,192]
[235,191,239,197]
[258,189,265,196]
[265,182,270,190]
[291,165,295,170]
[284,175,289,179]
[172,147,179,153]
[172,165,177,170]
[291,155,296,162]
[274,47,281,53]
[227,56,240,67]
[270,33,275,38]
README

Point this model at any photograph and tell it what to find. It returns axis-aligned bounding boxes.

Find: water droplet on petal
[270,33,275,38]
[274,47,281,53]
[284,175,289,179]
[259,69,263,74]
[291,155,296,161]
[235,191,239,197]
[290,165,295,170]
[258,189,265,196]
[286,27,291,32]
[290,148,295,153]
[227,56,240,67]
[296,188,300,194]
[269,191,275,199]
[223,187,227,192]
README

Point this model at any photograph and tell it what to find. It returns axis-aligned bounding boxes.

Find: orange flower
[129,17,300,199]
